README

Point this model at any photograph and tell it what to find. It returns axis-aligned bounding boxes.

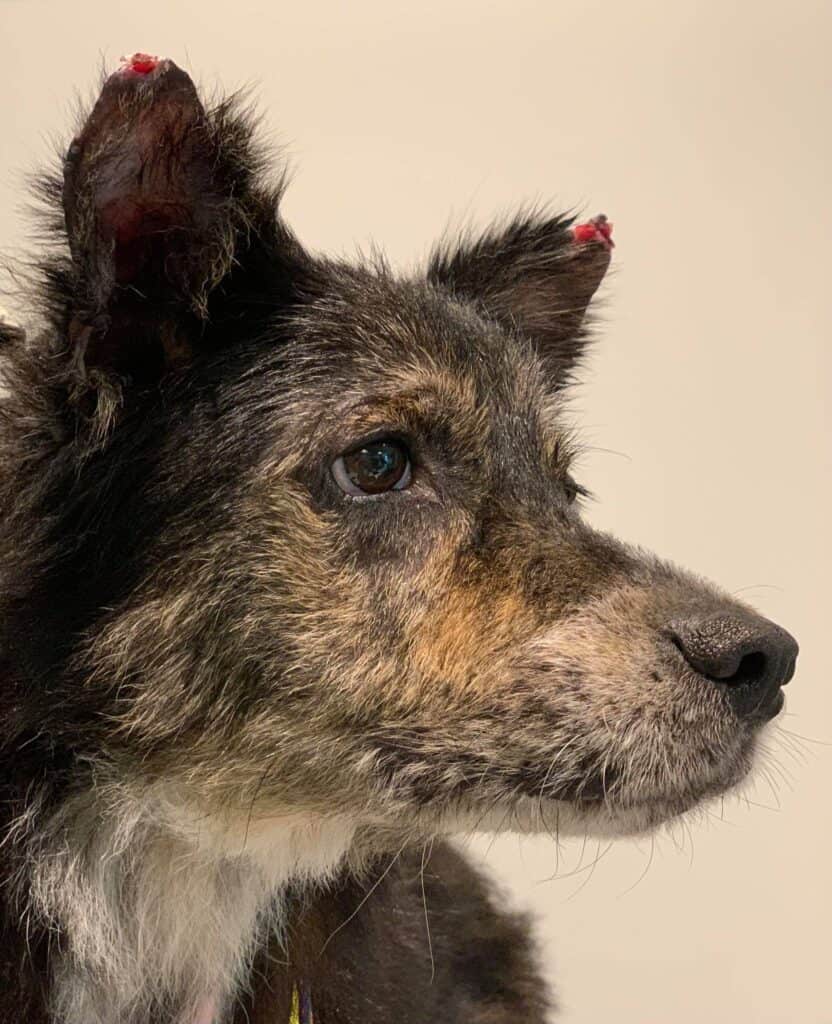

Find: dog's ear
[61,55,309,398]
[428,213,612,382]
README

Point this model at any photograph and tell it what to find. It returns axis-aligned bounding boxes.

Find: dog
[0,53,798,1024]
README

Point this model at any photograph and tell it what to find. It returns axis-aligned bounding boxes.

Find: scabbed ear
[428,212,613,382]
[61,54,307,397]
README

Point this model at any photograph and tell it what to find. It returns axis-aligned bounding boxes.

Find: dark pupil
[345,442,406,493]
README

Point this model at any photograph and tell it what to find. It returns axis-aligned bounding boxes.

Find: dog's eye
[332,440,412,496]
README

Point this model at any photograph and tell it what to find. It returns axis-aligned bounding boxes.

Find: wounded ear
[428,212,613,381]
[62,54,298,391]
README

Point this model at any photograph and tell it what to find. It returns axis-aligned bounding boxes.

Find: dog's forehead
[290,271,551,411]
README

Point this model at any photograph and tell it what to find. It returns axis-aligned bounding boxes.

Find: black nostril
[722,650,768,687]
[671,613,799,721]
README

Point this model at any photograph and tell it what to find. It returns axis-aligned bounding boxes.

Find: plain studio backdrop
[1,2,829,1021]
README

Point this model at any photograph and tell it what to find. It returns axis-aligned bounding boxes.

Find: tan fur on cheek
[407,579,537,699]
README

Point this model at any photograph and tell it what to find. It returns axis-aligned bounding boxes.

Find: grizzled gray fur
[0,55,797,1024]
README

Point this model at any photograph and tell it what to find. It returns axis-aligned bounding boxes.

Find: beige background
[1,1,829,1021]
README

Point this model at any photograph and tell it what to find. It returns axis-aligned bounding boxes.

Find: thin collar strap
[290,983,314,1024]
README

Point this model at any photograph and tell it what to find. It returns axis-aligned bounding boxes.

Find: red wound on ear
[121,53,160,75]
[572,214,614,249]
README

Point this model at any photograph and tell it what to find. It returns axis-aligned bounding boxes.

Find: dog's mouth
[369,678,767,840]
[374,722,760,843]
[538,719,759,824]
[448,748,758,840]
[451,703,763,839]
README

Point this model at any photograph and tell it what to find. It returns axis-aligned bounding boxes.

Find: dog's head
[1,58,797,857]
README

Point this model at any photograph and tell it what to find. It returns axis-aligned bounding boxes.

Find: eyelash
[565,479,591,504]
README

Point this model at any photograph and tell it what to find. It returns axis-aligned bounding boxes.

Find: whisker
[741,797,781,813]
[619,834,656,896]
[483,789,523,857]
[777,725,831,748]
[538,833,613,885]
[419,839,436,984]
[581,445,632,463]
[756,765,783,809]
[761,753,796,792]
[730,584,784,596]
[319,841,408,956]
[566,840,612,901]
[682,818,696,870]
[772,730,811,766]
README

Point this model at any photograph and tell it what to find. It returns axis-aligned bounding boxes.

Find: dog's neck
[25,782,357,1024]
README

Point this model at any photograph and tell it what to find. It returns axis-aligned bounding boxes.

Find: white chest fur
[26,784,357,1024]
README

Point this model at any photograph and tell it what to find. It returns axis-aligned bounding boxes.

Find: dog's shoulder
[237,841,553,1024]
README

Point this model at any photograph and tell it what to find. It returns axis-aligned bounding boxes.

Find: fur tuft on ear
[428,211,612,383]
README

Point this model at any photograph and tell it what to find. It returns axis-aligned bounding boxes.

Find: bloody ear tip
[572,214,614,250]
[119,53,161,76]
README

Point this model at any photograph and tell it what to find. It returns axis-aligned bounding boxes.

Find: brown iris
[332,440,412,496]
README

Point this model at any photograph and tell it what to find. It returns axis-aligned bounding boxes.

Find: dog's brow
[326,377,486,437]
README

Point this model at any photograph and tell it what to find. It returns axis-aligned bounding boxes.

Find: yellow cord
[289,985,301,1024]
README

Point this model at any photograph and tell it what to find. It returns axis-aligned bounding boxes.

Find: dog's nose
[671,613,798,720]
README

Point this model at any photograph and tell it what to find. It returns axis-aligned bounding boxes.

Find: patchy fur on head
[0,57,796,1023]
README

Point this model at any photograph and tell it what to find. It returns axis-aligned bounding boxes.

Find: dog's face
[2,57,798,854]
